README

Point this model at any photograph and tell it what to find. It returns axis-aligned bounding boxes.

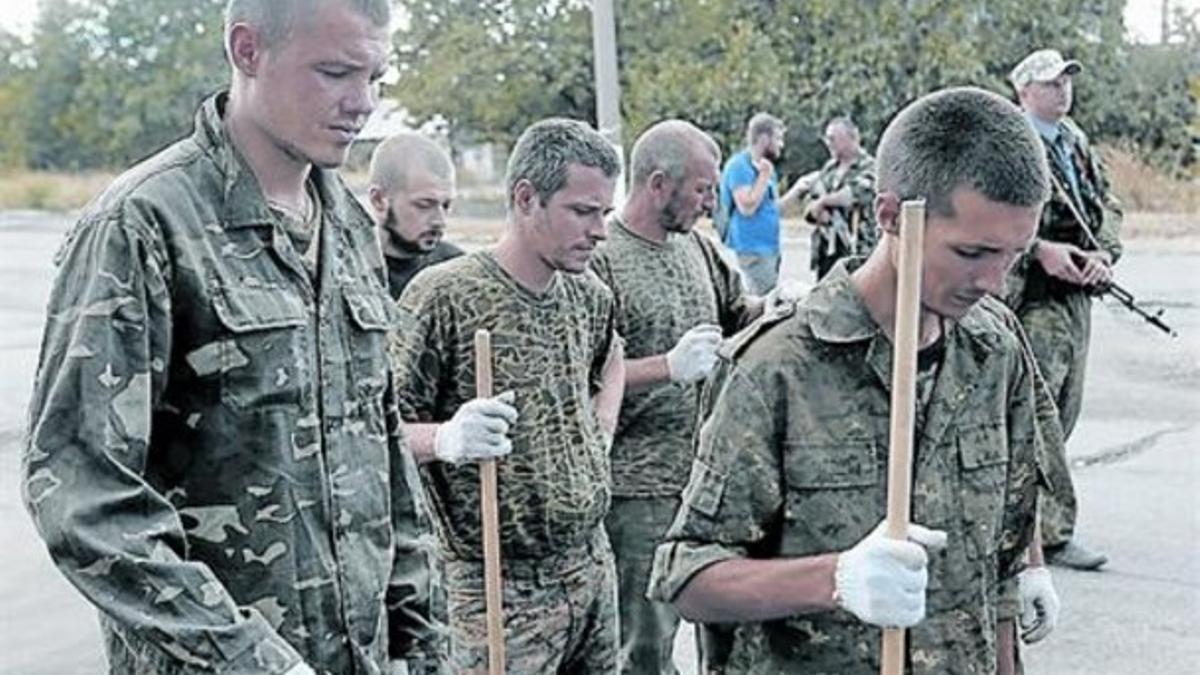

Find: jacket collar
[192,93,350,232]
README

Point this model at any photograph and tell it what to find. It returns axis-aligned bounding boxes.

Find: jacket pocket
[343,286,397,404]
[957,423,1009,559]
[781,438,881,556]
[209,282,307,412]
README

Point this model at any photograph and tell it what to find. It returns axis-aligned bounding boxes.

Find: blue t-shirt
[718,150,779,255]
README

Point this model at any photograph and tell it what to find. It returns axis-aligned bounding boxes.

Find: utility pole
[1161,0,1170,43]
[590,0,625,208]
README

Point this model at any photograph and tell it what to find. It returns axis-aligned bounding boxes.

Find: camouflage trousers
[1018,292,1090,548]
[809,227,853,281]
[606,495,683,674]
[443,528,619,674]
[736,253,780,296]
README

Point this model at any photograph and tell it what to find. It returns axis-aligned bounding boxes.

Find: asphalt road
[0,212,1196,674]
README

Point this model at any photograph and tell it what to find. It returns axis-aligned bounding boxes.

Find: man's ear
[367,185,389,219]
[875,191,901,235]
[649,170,669,199]
[512,180,538,216]
[227,23,265,77]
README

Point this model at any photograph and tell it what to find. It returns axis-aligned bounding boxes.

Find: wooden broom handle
[881,200,926,675]
[474,330,506,675]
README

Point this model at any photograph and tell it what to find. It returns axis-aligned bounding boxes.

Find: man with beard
[368,132,465,300]
[717,112,788,294]
[589,120,777,674]
[390,118,627,672]
[21,1,439,673]
[649,87,1056,674]
[1006,48,1121,571]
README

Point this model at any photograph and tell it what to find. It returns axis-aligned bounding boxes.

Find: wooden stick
[881,200,926,675]
[474,330,506,675]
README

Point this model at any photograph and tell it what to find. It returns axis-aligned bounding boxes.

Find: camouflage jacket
[649,262,1042,674]
[22,94,438,675]
[590,218,754,497]
[391,250,618,563]
[1009,117,1123,306]
[804,150,878,264]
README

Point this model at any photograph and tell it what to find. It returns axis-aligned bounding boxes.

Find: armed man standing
[801,116,878,280]
[1007,48,1123,571]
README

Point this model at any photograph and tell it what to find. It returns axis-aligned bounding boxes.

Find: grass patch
[1100,145,1198,214]
[0,171,114,211]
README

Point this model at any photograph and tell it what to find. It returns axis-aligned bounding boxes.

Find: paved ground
[0,212,1196,674]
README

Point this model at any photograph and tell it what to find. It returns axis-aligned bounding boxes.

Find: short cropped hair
[505,118,621,209]
[875,87,1049,216]
[826,116,860,139]
[369,132,455,195]
[745,112,784,147]
[628,120,720,190]
[225,0,391,48]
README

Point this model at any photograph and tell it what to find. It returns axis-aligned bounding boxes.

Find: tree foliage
[16,0,226,170]
[0,0,1193,177]
[395,0,1195,178]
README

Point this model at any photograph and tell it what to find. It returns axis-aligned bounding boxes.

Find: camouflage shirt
[804,150,878,260]
[391,250,618,562]
[21,94,438,675]
[1009,116,1123,306]
[649,261,1042,674]
[590,218,754,497]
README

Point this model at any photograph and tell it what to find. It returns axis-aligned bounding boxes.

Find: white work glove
[1018,566,1060,644]
[435,391,518,465]
[389,660,410,675]
[763,280,810,311]
[284,663,317,675]
[835,520,948,628]
[666,324,723,383]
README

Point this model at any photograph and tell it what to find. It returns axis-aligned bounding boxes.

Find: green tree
[393,0,1193,178]
[0,29,34,169]
[26,0,226,170]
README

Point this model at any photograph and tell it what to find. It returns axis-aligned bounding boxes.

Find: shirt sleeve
[696,234,754,334]
[385,370,445,660]
[391,279,449,422]
[588,282,619,394]
[726,156,758,193]
[997,323,1044,586]
[1087,146,1124,264]
[648,361,784,602]
[22,209,302,674]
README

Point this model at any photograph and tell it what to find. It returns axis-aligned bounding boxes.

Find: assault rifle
[1097,275,1177,337]
[1050,174,1178,337]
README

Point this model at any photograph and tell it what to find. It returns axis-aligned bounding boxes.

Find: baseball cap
[1009,49,1082,89]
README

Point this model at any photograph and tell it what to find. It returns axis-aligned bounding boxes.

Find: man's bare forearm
[403,423,440,465]
[624,354,671,393]
[673,554,839,623]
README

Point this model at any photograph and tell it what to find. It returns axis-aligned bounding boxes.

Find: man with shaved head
[590,119,785,674]
[368,132,465,299]
[22,1,440,674]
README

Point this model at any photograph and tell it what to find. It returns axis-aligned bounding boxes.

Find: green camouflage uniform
[1006,116,1123,548]
[21,94,440,675]
[803,150,877,280]
[649,261,1044,674]
[391,250,620,673]
[589,219,756,674]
